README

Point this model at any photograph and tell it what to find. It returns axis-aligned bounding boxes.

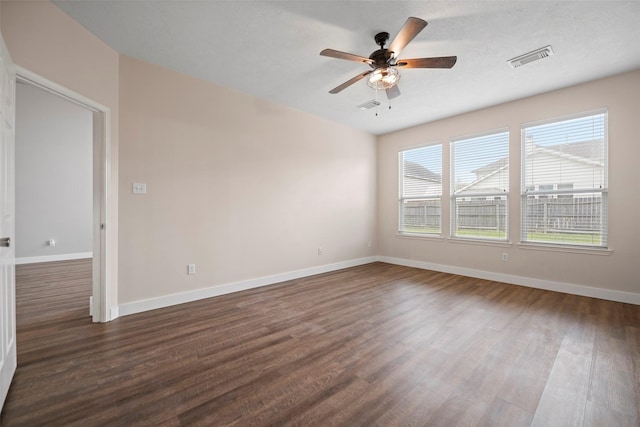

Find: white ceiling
[52,1,640,135]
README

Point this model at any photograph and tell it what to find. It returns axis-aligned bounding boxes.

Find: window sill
[518,243,612,256]
[447,237,513,248]
[396,232,445,242]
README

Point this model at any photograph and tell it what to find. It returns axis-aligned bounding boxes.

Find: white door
[0,33,17,410]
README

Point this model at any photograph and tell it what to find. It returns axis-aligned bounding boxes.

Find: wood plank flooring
[1,260,639,426]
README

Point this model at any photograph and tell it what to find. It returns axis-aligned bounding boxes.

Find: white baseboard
[116,253,639,319]
[117,256,378,318]
[16,252,93,265]
[378,256,640,305]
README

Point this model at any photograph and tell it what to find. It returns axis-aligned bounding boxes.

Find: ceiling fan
[320,17,457,100]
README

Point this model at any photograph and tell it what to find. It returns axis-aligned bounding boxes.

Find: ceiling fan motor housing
[370,32,393,68]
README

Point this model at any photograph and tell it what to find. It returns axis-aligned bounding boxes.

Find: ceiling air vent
[358,100,381,110]
[508,45,554,68]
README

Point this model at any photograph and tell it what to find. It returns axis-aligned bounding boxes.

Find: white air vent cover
[508,45,554,68]
[358,100,381,110]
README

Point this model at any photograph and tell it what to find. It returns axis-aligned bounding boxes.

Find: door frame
[16,66,113,322]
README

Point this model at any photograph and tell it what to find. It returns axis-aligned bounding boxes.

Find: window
[399,144,442,235]
[451,129,509,240]
[521,109,607,247]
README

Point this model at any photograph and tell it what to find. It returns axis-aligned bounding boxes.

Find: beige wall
[1,0,119,311]
[118,56,376,303]
[378,70,640,294]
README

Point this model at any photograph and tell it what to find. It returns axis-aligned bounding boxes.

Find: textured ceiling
[53,1,640,135]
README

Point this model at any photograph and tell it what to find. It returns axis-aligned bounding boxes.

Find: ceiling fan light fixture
[367,67,400,90]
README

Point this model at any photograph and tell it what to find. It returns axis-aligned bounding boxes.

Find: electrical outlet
[47,239,56,247]
[367,240,372,248]
[501,253,509,262]
[187,264,196,275]
[318,247,323,256]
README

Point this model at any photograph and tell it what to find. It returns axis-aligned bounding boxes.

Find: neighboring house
[461,139,605,196]
[459,138,605,234]
[402,160,441,197]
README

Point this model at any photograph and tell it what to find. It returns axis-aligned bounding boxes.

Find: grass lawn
[401,228,601,246]
[400,227,441,235]
[526,231,602,246]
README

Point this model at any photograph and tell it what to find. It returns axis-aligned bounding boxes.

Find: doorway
[15,67,111,323]
[15,80,93,326]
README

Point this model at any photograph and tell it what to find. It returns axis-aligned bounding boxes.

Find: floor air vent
[508,45,553,68]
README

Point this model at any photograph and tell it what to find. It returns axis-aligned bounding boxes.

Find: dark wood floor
[1,260,639,426]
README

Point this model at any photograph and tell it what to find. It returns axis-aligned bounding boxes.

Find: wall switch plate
[187,264,196,275]
[133,183,147,194]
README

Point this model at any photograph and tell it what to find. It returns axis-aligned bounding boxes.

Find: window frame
[520,108,608,249]
[398,142,443,237]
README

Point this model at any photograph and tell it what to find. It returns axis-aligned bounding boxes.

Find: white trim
[396,233,445,242]
[518,242,612,256]
[378,256,640,305]
[15,67,108,112]
[447,237,513,248]
[117,257,377,317]
[16,252,92,265]
[117,252,640,318]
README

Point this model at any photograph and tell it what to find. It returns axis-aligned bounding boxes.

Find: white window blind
[451,129,509,240]
[399,144,442,235]
[521,109,607,247]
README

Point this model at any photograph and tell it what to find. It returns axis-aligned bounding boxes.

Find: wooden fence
[524,196,602,233]
[402,196,602,233]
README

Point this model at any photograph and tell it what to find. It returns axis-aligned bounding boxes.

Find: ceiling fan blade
[388,17,428,59]
[395,56,457,69]
[320,49,373,65]
[329,71,373,94]
[386,85,401,100]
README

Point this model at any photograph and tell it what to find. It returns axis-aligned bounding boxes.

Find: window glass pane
[523,192,605,246]
[454,195,508,240]
[521,110,607,247]
[400,198,441,234]
[451,130,509,240]
[399,144,442,234]
[523,113,606,191]
[452,131,509,195]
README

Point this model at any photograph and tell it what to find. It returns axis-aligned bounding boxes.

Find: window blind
[451,129,509,240]
[399,144,442,235]
[521,109,607,247]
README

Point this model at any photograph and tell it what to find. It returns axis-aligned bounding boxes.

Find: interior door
[0,33,17,410]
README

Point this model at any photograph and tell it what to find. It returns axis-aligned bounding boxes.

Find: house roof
[404,160,441,183]
[472,157,509,178]
[544,139,604,164]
